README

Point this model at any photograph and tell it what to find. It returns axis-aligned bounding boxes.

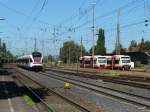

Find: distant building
[123,52,150,65]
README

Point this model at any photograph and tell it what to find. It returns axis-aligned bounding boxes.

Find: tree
[139,37,145,51]
[0,39,14,63]
[139,38,150,51]
[129,40,138,52]
[89,46,96,55]
[2,43,6,53]
[60,40,87,63]
[95,28,106,55]
[48,54,55,62]
[120,44,126,54]
[112,44,126,54]
[144,41,150,51]
[130,40,137,47]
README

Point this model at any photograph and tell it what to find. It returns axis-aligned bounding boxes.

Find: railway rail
[45,67,150,82]
[45,69,150,89]
[13,70,54,112]
[14,67,95,112]
[39,70,150,109]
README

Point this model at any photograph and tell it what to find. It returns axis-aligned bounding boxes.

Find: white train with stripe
[17,51,43,71]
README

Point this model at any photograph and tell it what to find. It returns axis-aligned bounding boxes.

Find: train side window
[107,60,112,64]
[115,60,119,64]
[85,61,90,64]
[30,59,33,63]
[25,59,28,64]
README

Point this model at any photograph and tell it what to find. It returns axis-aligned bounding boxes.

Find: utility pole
[68,36,71,64]
[115,10,120,55]
[53,26,56,53]
[68,47,71,64]
[91,3,96,68]
[41,40,44,55]
[34,38,37,52]
[53,26,56,63]
[25,40,28,54]
[80,36,83,57]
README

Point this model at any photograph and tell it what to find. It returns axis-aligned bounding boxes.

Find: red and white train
[80,55,134,70]
[17,51,43,71]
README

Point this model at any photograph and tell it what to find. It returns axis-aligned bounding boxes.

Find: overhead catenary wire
[58,0,88,25]
[0,0,50,35]
[25,0,48,30]
[20,0,41,29]
[56,0,144,37]
[0,1,28,17]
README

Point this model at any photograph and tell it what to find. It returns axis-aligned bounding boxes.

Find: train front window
[98,57,106,63]
[30,58,33,63]
[121,57,130,63]
[122,60,130,63]
[32,52,42,61]
[98,60,106,63]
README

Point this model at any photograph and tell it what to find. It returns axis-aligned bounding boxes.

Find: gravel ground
[17,68,150,112]
[45,71,150,112]
[47,66,150,78]
[46,70,150,99]
[12,68,85,112]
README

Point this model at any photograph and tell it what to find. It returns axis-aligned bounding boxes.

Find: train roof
[92,55,112,58]
[113,55,130,58]
[17,51,43,59]
[17,55,32,59]
[80,56,91,58]
[80,55,112,60]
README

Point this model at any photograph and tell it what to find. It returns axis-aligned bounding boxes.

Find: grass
[134,64,150,72]
[23,95,36,107]
[96,70,120,77]
[23,95,51,112]
[135,64,145,69]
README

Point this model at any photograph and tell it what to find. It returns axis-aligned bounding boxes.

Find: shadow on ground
[0,68,50,103]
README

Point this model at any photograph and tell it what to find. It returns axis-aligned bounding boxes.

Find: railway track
[45,67,150,82]
[13,70,54,112]
[39,70,150,109]
[46,68,150,88]
[14,68,96,112]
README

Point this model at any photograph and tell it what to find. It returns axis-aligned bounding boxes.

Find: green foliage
[60,40,87,63]
[48,54,55,62]
[112,44,126,54]
[139,37,145,51]
[128,40,138,52]
[96,70,120,76]
[135,63,145,68]
[130,40,138,47]
[23,95,36,107]
[139,38,150,51]
[0,38,14,64]
[128,38,150,52]
[95,28,106,55]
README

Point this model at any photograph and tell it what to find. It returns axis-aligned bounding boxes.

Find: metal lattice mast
[115,10,120,55]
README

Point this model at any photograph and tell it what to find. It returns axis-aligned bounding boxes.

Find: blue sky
[0,0,149,56]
